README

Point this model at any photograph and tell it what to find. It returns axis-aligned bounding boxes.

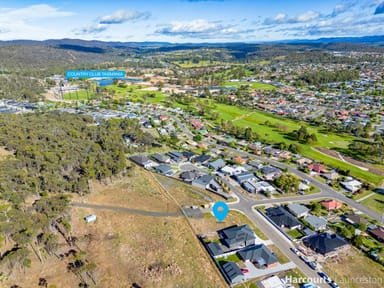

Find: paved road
[217,144,382,222]
[71,202,181,217]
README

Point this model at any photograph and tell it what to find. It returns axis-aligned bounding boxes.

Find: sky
[0,0,383,42]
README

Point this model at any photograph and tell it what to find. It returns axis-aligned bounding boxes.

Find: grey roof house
[260,166,282,180]
[129,155,155,169]
[233,171,257,184]
[304,215,327,231]
[151,153,171,163]
[286,203,310,218]
[218,224,256,249]
[179,170,199,182]
[222,262,245,285]
[154,164,174,176]
[206,158,226,170]
[237,244,278,268]
[303,232,349,256]
[192,174,215,190]
[193,154,211,164]
[266,206,302,230]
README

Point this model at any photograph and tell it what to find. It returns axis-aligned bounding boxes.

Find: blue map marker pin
[212,201,229,222]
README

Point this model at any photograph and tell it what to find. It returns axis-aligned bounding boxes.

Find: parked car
[241,268,249,274]
[299,255,309,262]
[330,281,339,288]
[318,272,331,283]
[307,261,318,270]
[290,247,299,255]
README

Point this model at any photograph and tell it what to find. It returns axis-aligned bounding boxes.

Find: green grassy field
[172,60,223,68]
[222,81,276,90]
[63,90,100,100]
[361,192,384,214]
[213,103,383,185]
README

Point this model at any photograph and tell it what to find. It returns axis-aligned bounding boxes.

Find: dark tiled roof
[207,242,224,256]
[266,206,302,229]
[237,244,278,265]
[219,224,255,247]
[222,262,243,283]
[303,232,348,255]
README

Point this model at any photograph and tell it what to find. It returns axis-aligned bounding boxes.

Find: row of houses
[204,224,279,286]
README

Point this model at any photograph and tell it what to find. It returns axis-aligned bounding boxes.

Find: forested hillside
[0,112,154,276]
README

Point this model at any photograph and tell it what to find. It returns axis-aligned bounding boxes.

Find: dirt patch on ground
[4,166,225,288]
[315,147,384,176]
[322,249,384,288]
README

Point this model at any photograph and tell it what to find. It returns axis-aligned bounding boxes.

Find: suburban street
[170,114,382,287]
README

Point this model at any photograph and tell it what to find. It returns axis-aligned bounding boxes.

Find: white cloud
[0,4,75,39]
[156,19,254,39]
[296,11,320,22]
[99,10,150,24]
[160,19,219,33]
[0,4,74,20]
[264,10,319,25]
[75,24,108,35]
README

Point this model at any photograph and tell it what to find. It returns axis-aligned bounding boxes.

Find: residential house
[167,151,185,162]
[242,181,257,193]
[342,213,369,227]
[340,179,362,192]
[190,118,204,129]
[320,199,342,211]
[233,156,246,165]
[286,203,310,218]
[307,163,328,174]
[221,262,245,285]
[253,181,276,194]
[248,160,263,170]
[233,171,257,184]
[260,166,282,181]
[129,155,155,169]
[303,232,349,256]
[179,171,199,183]
[154,164,174,176]
[207,242,225,257]
[278,150,292,160]
[206,159,226,170]
[296,157,313,167]
[192,174,215,190]
[220,165,247,176]
[181,151,196,161]
[305,215,328,231]
[322,171,339,181]
[248,144,262,155]
[151,153,171,164]
[218,224,256,249]
[262,146,280,157]
[369,227,384,242]
[237,244,278,268]
[266,206,302,230]
[192,154,211,164]
[258,275,286,288]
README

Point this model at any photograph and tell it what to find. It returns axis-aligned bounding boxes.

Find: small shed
[84,214,97,223]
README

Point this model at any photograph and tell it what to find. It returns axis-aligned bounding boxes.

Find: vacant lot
[5,166,225,288]
[322,249,384,288]
[361,192,384,214]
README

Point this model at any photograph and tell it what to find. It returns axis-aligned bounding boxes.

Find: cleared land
[360,192,384,214]
[322,249,384,288]
[4,166,225,288]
